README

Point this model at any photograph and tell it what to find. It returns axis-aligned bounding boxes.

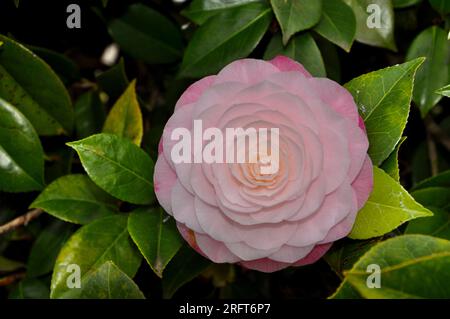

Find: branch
[0,272,26,287]
[425,116,450,152]
[0,208,43,236]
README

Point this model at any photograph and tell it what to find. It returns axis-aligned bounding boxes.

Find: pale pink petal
[175,76,216,110]
[214,59,280,85]
[154,155,177,215]
[307,77,359,124]
[171,181,204,233]
[268,244,315,263]
[287,181,354,246]
[293,243,332,266]
[351,156,374,209]
[195,233,241,263]
[269,55,312,78]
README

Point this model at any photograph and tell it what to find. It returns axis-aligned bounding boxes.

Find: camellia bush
[0,0,449,299]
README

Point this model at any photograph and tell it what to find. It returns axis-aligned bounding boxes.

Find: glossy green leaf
[411,187,450,210]
[28,45,80,85]
[349,167,433,239]
[51,215,142,299]
[325,238,383,276]
[406,27,449,117]
[344,0,396,50]
[102,80,143,146]
[27,221,74,278]
[0,256,24,272]
[74,91,106,139]
[0,34,73,135]
[316,38,341,82]
[109,4,183,64]
[393,0,421,8]
[0,98,44,192]
[96,58,129,102]
[412,169,450,191]
[128,208,183,278]
[30,174,118,225]
[313,0,356,52]
[67,134,155,205]
[436,84,450,97]
[179,2,272,78]
[264,33,326,77]
[79,261,145,299]
[429,0,450,14]
[162,245,211,298]
[344,235,450,298]
[182,0,262,25]
[13,0,19,8]
[380,137,406,181]
[345,58,424,165]
[270,0,322,45]
[329,280,362,299]
[9,279,49,299]
[406,207,450,240]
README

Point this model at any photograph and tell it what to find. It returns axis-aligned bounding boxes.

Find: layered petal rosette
[154,56,373,272]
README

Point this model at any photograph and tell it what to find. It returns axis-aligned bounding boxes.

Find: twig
[0,272,26,287]
[425,116,450,152]
[0,208,43,236]
[427,132,439,176]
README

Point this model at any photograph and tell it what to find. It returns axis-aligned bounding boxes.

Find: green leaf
[0,98,44,192]
[27,221,74,278]
[393,0,422,8]
[264,33,326,77]
[128,208,183,278]
[329,280,362,299]
[380,137,406,181]
[349,167,433,239]
[344,0,396,50]
[79,261,145,299]
[182,0,262,25]
[270,0,323,45]
[344,234,450,298]
[162,245,211,298]
[13,0,19,8]
[179,2,272,78]
[313,0,356,52]
[406,207,450,240]
[9,279,49,299]
[102,80,143,146]
[28,45,81,85]
[345,58,424,165]
[316,37,341,82]
[51,215,142,299]
[411,187,450,210]
[96,58,129,102]
[436,84,450,97]
[67,134,155,205]
[0,34,73,135]
[412,169,450,191]
[406,27,449,117]
[0,256,24,272]
[429,0,450,14]
[109,4,183,64]
[30,175,118,225]
[74,91,106,139]
[325,238,383,276]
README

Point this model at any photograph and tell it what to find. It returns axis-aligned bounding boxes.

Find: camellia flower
[154,56,373,272]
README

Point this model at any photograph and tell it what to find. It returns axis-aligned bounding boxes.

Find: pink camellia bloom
[154,56,373,272]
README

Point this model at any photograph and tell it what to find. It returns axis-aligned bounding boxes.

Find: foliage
[0,0,449,299]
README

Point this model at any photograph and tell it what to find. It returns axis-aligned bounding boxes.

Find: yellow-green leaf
[349,167,433,239]
[103,80,143,146]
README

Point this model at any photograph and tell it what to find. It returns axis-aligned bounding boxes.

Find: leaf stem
[0,208,43,236]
